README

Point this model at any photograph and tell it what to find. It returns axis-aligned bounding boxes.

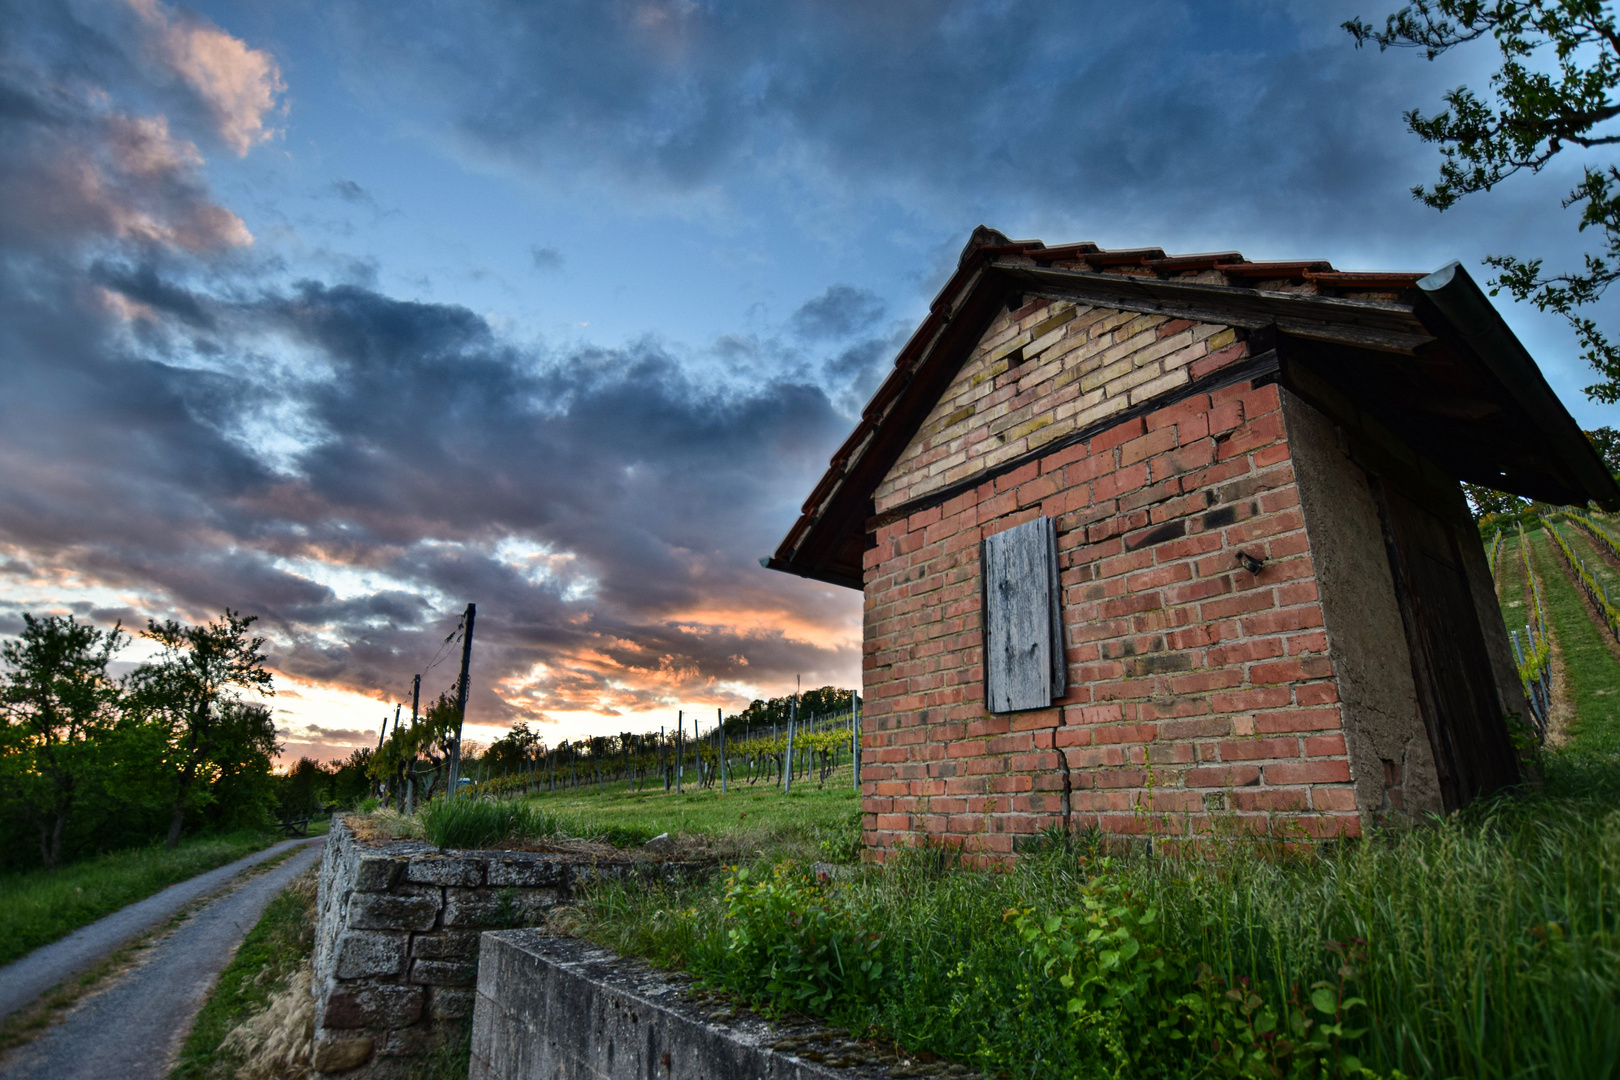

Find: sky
[3,0,1616,764]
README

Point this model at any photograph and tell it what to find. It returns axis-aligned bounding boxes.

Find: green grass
[0,830,278,966]
[579,781,1620,1079]
[1563,521,1620,602]
[520,770,857,838]
[1529,527,1620,761]
[1496,532,1531,632]
[413,769,863,859]
[168,867,316,1080]
[561,537,1620,1079]
[419,797,562,849]
[409,1029,473,1080]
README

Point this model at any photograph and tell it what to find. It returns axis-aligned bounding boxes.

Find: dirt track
[0,839,323,1080]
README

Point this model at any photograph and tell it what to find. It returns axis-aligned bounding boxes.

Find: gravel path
[0,836,323,1023]
[0,840,324,1080]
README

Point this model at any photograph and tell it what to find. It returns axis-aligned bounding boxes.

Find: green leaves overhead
[1348,1,1620,401]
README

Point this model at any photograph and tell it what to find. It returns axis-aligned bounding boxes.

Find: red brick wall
[859,378,1358,863]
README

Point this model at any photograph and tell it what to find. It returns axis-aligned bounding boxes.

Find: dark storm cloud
[790,285,885,341]
[324,1,1480,243]
[0,1,860,735]
[1,251,856,722]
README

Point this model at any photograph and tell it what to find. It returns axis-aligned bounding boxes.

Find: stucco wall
[1279,388,1443,827]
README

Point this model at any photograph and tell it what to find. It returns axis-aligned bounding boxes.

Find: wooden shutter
[982,517,1065,712]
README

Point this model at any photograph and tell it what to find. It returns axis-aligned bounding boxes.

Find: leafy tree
[1587,423,1620,471]
[329,746,374,806]
[1347,1,1620,401]
[1464,481,1534,520]
[723,686,855,738]
[279,756,328,819]
[128,610,276,848]
[203,700,279,832]
[485,722,540,777]
[0,615,125,868]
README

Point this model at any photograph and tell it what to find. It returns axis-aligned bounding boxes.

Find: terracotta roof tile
[764,228,1619,588]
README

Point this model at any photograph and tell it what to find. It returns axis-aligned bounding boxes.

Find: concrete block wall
[311,816,703,1077]
[472,930,955,1079]
[860,374,1362,862]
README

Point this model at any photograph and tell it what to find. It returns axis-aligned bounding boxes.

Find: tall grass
[0,829,276,965]
[418,797,560,850]
[581,780,1620,1079]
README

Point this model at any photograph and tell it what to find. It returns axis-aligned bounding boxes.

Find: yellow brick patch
[872,304,1241,511]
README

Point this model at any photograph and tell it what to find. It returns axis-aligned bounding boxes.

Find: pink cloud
[128,0,285,156]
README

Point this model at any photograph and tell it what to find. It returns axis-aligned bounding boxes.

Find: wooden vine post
[718,707,727,794]
[852,692,861,791]
[783,695,796,794]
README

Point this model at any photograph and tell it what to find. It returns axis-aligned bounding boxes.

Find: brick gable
[874,299,1247,514]
[861,377,1358,863]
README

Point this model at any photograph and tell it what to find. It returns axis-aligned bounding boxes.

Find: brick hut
[766,227,1620,860]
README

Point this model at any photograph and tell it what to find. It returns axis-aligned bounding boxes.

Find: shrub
[688,861,893,1025]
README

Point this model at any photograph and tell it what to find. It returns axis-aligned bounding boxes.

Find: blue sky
[2,0,1614,761]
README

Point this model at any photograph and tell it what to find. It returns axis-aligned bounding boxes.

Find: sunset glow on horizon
[4,0,1612,765]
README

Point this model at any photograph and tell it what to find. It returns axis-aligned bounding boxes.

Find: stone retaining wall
[311,815,704,1077]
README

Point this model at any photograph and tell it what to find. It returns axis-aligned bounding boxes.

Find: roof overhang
[767,233,1620,591]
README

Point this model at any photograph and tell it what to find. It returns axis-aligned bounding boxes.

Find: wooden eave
[765,236,1620,591]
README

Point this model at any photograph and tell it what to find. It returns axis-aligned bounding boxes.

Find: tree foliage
[724,686,855,737]
[0,608,287,872]
[1586,422,1620,470]
[1347,0,1620,401]
[127,609,277,848]
[0,615,126,867]
[484,721,541,777]
[1464,481,1536,521]
[281,756,327,818]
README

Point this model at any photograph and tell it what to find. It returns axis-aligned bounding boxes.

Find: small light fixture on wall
[1235,550,1266,575]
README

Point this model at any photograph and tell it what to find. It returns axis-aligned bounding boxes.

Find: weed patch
[418,797,560,850]
[576,778,1620,1079]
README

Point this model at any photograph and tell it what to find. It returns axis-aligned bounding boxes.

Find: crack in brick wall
[861,305,1361,862]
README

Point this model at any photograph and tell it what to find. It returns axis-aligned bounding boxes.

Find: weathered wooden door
[1374,481,1519,809]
